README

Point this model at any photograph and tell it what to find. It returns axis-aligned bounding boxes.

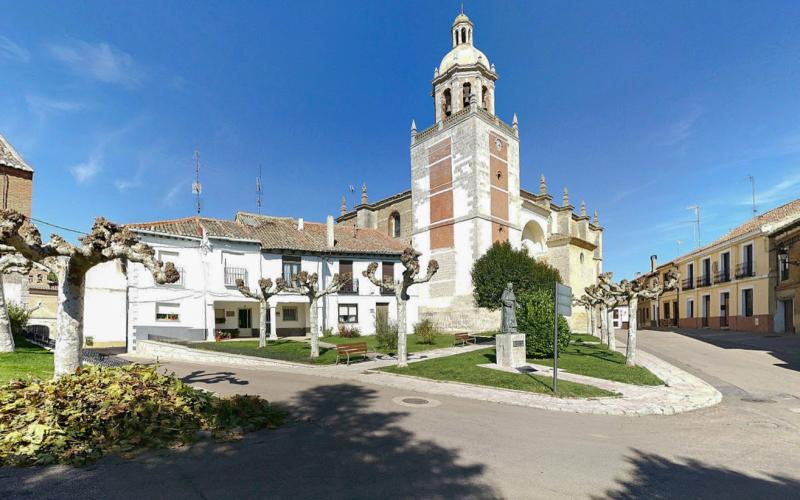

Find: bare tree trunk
[258,300,267,348]
[309,298,319,359]
[585,306,591,337]
[607,309,616,352]
[0,275,13,353]
[600,306,608,344]
[54,268,84,379]
[396,297,408,367]
[625,297,638,366]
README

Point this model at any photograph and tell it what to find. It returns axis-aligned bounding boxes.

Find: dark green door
[238,309,251,329]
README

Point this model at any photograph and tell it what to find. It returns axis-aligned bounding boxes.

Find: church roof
[0,134,34,173]
[127,213,406,256]
[439,44,491,74]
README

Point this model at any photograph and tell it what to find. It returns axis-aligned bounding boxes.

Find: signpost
[554,283,572,393]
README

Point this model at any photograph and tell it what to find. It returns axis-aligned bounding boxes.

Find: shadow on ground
[2,383,498,500]
[660,328,800,373]
[596,449,800,499]
[180,370,249,385]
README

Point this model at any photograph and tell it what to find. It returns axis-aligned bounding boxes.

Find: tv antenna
[192,150,202,215]
[686,205,701,248]
[746,175,757,218]
[256,165,263,214]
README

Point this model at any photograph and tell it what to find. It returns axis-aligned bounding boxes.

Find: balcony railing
[713,270,731,284]
[682,278,694,290]
[339,278,359,295]
[224,267,248,287]
[696,275,711,288]
[161,266,185,287]
[735,262,755,279]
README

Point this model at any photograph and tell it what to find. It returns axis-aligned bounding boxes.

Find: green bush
[374,310,398,350]
[0,365,285,466]
[471,241,562,310]
[516,289,571,358]
[322,327,334,337]
[414,319,439,344]
[337,324,361,338]
[7,302,31,336]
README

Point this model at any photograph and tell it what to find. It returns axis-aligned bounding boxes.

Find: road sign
[555,283,572,316]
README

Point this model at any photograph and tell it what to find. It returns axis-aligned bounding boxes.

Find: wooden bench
[454,332,476,347]
[335,342,369,365]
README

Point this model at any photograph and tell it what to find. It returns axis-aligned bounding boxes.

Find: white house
[84,212,412,351]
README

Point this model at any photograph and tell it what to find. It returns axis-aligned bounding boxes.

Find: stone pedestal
[495,333,526,368]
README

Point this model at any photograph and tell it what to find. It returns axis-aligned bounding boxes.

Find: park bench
[454,332,476,346]
[335,342,369,365]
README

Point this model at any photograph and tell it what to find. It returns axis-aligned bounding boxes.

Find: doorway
[376,303,389,324]
[702,295,710,328]
[781,299,795,333]
[720,292,730,328]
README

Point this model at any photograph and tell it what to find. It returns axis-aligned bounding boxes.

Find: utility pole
[746,175,757,218]
[192,150,202,215]
[256,165,263,214]
[687,205,701,248]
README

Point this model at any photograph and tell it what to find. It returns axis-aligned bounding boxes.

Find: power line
[30,217,88,235]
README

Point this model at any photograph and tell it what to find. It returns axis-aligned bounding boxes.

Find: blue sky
[2,1,799,279]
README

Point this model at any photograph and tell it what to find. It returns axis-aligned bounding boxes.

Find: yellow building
[638,199,800,333]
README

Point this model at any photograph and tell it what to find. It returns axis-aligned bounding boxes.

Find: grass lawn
[381,348,616,398]
[191,339,339,365]
[528,334,664,386]
[322,333,462,355]
[0,335,53,383]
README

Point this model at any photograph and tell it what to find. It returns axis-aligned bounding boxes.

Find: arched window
[481,85,489,110]
[443,88,452,117]
[389,212,401,238]
[461,27,466,44]
[462,82,472,108]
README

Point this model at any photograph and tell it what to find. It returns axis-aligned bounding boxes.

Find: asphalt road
[3,329,799,499]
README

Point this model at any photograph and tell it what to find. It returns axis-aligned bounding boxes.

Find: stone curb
[130,339,722,417]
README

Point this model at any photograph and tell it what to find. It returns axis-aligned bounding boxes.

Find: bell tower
[410,11,521,332]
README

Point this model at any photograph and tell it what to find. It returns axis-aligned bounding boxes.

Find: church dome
[439,44,491,74]
[452,12,471,26]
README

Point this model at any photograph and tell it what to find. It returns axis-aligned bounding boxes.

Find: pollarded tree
[290,271,351,359]
[235,277,286,348]
[0,252,32,353]
[585,274,622,352]
[0,210,179,378]
[630,270,679,365]
[471,241,562,310]
[363,247,438,367]
[573,294,596,338]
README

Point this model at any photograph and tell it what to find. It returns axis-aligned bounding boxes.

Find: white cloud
[163,181,187,207]
[0,35,30,63]
[25,94,83,115]
[70,157,102,184]
[47,39,144,88]
[656,107,703,147]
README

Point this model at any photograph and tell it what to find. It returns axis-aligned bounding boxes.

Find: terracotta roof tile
[127,213,405,256]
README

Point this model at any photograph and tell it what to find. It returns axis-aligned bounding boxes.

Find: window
[156,303,179,322]
[215,308,226,325]
[687,263,694,282]
[157,250,183,286]
[742,289,754,317]
[462,82,472,108]
[282,256,301,286]
[339,260,356,293]
[381,262,394,294]
[779,253,790,281]
[283,307,298,322]
[743,243,754,276]
[443,88,452,117]
[338,304,358,324]
[687,299,694,318]
[390,212,401,238]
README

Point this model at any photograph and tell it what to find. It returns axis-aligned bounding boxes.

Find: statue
[500,282,519,334]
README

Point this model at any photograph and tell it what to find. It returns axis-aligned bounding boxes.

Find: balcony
[682,278,694,290]
[161,266,185,287]
[224,267,248,287]
[713,269,731,284]
[735,262,755,279]
[696,275,711,288]
[339,278,359,295]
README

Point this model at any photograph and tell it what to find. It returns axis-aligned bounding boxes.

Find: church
[337,11,604,332]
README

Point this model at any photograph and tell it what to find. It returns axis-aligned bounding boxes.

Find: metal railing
[696,275,711,288]
[682,278,694,290]
[735,262,754,279]
[224,267,248,287]
[713,269,731,284]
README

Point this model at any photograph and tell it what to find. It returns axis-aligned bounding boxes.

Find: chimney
[297,218,304,231]
[326,215,335,249]
[650,255,658,273]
